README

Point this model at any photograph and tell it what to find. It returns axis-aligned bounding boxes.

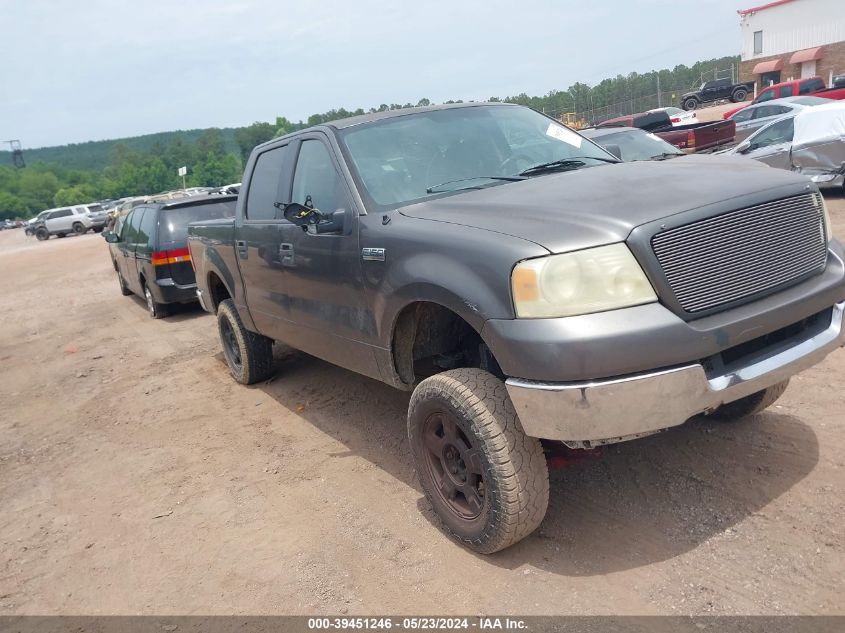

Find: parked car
[581,126,684,161]
[188,102,844,553]
[597,110,736,152]
[680,79,755,111]
[728,96,831,143]
[30,206,105,240]
[1,219,15,230]
[726,101,845,189]
[647,107,697,126]
[104,195,236,318]
[723,76,845,120]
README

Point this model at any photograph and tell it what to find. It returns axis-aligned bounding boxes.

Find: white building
[738,0,845,88]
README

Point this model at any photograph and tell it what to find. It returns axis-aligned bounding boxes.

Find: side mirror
[104,231,120,243]
[277,202,323,226]
[736,140,751,154]
[604,144,623,160]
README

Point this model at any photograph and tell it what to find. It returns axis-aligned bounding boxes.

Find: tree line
[0,55,738,220]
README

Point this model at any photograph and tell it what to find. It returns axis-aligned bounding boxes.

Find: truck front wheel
[708,379,790,420]
[682,97,699,111]
[217,298,274,385]
[408,368,549,554]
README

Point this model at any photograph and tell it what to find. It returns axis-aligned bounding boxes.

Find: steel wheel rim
[421,412,486,521]
[220,317,242,370]
[144,286,156,316]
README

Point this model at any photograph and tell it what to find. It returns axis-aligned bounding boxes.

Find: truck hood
[397,159,809,254]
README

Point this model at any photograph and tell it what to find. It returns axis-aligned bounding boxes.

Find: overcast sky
[1,0,745,149]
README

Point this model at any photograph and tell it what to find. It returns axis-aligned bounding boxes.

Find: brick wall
[738,40,845,91]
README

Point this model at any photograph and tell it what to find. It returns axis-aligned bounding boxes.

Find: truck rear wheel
[732,88,748,102]
[408,368,549,554]
[217,298,274,385]
[708,380,790,420]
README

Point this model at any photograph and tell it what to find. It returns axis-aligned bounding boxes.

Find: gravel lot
[1,192,843,615]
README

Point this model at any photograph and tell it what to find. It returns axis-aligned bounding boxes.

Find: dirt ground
[1,193,844,616]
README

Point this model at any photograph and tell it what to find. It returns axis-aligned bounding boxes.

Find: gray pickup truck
[188,103,844,553]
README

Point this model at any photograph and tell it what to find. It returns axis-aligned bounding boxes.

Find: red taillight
[671,117,681,123]
[152,247,192,266]
[687,131,696,148]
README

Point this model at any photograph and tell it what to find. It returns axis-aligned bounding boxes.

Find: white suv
[32,206,104,240]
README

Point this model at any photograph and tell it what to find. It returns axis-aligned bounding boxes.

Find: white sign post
[178,166,187,190]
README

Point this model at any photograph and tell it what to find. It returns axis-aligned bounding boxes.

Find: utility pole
[657,74,662,108]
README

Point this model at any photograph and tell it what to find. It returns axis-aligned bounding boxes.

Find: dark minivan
[105,195,236,318]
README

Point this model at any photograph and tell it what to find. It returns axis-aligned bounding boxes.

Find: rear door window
[137,207,158,246]
[246,145,289,221]
[779,85,794,97]
[799,78,824,95]
[159,200,236,246]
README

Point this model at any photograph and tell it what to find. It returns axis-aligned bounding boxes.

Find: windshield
[591,129,682,162]
[338,105,612,209]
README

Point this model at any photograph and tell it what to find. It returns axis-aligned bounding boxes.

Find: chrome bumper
[506,301,845,447]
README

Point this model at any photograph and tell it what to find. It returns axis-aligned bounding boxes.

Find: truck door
[235,141,296,337]
[278,135,378,378]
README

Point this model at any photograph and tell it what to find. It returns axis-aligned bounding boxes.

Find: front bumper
[506,301,845,447]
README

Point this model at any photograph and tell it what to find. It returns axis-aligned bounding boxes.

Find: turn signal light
[152,247,192,266]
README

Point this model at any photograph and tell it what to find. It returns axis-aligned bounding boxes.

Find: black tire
[217,298,274,385]
[733,88,748,102]
[682,97,699,111]
[72,222,86,235]
[117,270,131,296]
[93,226,104,233]
[35,229,49,241]
[708,379,789,420]
[408,368,549,554]
[142,280,168,319]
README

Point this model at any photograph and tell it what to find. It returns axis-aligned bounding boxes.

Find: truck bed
[656,119,736,152]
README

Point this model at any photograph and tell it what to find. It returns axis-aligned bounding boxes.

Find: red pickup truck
[597,111,736,152]
[723,76,845,119]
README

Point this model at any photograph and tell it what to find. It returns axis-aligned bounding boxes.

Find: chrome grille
[651,193,827,313]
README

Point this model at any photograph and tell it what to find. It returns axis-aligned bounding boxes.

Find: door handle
[236,240,248,259]
[280,242,294,265]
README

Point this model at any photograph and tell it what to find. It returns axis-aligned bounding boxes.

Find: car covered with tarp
[727,101,845,189]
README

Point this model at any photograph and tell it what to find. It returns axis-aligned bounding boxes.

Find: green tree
[234,121,276,163]
[54,186,92,206]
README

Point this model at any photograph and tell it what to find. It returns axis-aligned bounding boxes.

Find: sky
[0,0,747,149]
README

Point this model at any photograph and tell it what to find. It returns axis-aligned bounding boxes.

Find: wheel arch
[387,298,503,389]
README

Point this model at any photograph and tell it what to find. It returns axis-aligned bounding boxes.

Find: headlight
[512,243,657,318]
[819,194,833,242]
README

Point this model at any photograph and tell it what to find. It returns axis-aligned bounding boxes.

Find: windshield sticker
[546,123,582,148]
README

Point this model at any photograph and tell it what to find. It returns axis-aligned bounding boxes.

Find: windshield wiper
[518,156,619,177]
[650,152,683,161]
[426,175,526,194]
